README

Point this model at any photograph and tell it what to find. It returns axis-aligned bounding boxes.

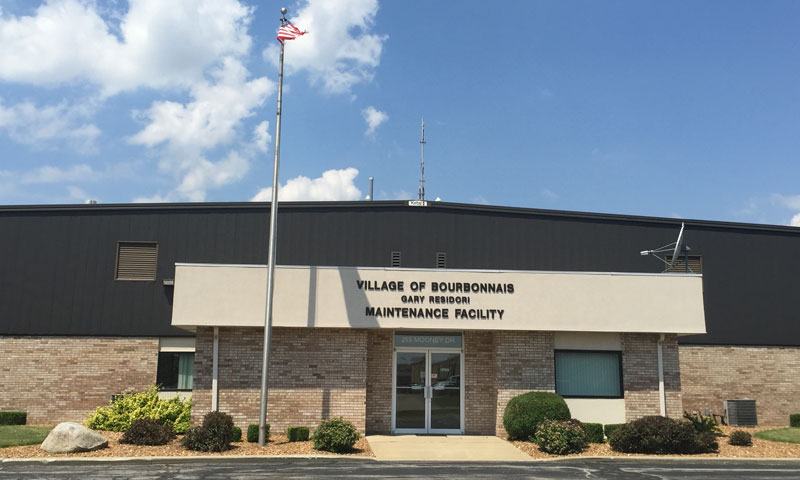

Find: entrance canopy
[171,264,705,334]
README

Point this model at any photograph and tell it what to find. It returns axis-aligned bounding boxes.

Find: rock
[41,422,108,453]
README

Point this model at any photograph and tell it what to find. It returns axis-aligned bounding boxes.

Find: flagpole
[259,7,288,447]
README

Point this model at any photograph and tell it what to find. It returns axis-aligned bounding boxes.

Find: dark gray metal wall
[1,201,798,345]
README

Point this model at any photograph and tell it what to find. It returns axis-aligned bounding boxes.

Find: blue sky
[1,0,800,226]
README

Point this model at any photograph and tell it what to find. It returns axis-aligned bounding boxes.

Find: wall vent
[724,399,757,427]
[436,252,446,268]
[116,241,158,281]
[390,251,401,268]
[666,255,702,274]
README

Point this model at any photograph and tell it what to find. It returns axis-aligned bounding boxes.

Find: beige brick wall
[192,327,368,433]
[0,336,158,425]
[494,331,555,437]
[622,333,682,421]
[680,345,800,426]
[365,330,392,434]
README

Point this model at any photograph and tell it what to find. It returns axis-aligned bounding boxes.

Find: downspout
[212,327,219,411]
[657,333,666,416]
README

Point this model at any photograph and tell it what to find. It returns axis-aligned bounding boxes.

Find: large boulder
[41,422,108,453]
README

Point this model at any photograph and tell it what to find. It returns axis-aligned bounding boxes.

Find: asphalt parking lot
[2,457,800,479]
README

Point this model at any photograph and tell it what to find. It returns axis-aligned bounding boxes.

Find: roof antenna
[640,222,692,273]
[418,117,425,201]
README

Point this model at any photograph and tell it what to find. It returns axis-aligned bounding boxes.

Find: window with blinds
[115,242,158,281]
[665,255,702,274]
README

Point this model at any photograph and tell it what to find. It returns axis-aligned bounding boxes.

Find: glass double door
[394,350,462,434]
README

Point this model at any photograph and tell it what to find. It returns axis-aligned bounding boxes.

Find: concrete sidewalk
[366,435,532,462]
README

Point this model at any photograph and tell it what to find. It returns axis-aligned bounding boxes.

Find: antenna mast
[418,118,426,201]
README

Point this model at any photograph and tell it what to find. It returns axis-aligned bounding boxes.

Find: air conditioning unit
[724,399,757,427]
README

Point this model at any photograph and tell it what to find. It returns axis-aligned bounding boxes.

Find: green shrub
[790,414,800,428]
[181,411,235,452]
[603,423,623,439]
[232,426,242,442]
[684,411,721,434]
[287,426,310,442]
[534,419,588,455]
[120,418,175,446]
[609,416,718,454]
[247,424,269,443]
[0,411,26,426]
[583,423,604,443]
[312,418,360,453]
[502,392,571,441]
[86,386,191,433]
[729,430,753,446]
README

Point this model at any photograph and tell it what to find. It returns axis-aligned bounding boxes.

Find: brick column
[464,330,496,434]
[365,330,393,434]
[494,331,555,437]
[621,333,682,421]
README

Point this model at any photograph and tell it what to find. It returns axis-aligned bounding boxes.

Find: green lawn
[754,427,800,444]
[0,425,52,448]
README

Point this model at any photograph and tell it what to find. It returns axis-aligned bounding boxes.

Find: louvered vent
[116,242,158,281]
[724,399,757,427]
[436,252,446,268]
[665,255,702,274]
[390,251,401,267]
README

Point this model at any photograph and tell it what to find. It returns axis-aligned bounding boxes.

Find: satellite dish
[640,222,692,273]
[670,223,685,267]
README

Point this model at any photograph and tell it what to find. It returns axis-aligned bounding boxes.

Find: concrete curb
[3,455,800,464]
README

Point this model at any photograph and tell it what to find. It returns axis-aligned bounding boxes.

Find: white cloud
[252,121,271,153]
[472,195,489,205]
[362,106,388,135]
[129,58,272,150]
[263,0,387,93]
[0,0,254,96]
[771,194,800,211]
[176,151,250,202]
[21,164,100,184]
[0,98,100,153]
[540,188,558,201]
[375,189,413,200]
[251,167,361,202]
[128,58,274,201]
[791,213,800,227]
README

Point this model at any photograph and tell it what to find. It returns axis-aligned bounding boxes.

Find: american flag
[277,23,306,43]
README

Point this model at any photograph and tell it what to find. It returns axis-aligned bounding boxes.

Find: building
[1,201,798,434]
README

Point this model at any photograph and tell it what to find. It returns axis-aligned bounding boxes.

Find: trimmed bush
[86,385,191,433]
[120,418,175,446]
[534,419,588,455]
[729,430,753,446]
[287,426,310,442]
[247,424,269,443]
[502,392,571,441]
[583,423,604,443]
[232,426,242,442]
[181,411,235,452]
[603,423,623,439]
[609,416,718,454]
[312,418,360,453]
[684,411,721,434]
[790,414,800,428]
[0,411,26,426]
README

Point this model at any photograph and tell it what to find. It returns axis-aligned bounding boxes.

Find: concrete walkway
[366,435,532,462]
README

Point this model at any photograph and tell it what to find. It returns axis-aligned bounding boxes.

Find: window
[115,241,158,281]
[665,255,702,274]
[156,352,194,390]
[391,251,401,267]
[555,350,622,398]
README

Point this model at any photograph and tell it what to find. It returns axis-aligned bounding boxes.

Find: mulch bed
[513,426,800,459]
[0,431,373,459]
